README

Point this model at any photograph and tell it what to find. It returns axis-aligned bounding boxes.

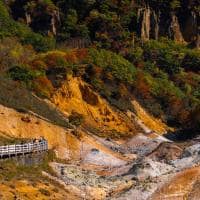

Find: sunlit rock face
[135,0,199,48]
[51,77,138,136]
[6,0,199,48]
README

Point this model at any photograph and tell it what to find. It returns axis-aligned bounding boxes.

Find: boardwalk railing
[0,140,48,158]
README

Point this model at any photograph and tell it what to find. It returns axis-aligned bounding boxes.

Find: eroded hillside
[52,77,138,137]
[0,75,199,199]
[0,73,171,199]
[0,1,199,199]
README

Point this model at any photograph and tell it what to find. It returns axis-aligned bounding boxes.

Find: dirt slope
[150,166,200,200]
[0,179,79,200]
[52,77,137,136]
[131,100,171,134]
[0,103,132,165]
[0,104,80,160]
[0,77,177,200]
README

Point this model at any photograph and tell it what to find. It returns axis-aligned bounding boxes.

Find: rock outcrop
[52,77,138,137]
[9,0,60,35]
[6,0,199,47]
[135,0,199,47]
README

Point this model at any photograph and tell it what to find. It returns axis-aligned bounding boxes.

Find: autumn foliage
[32,76,54,98]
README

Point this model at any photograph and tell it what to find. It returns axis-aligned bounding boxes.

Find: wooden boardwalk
[0,140,48,158]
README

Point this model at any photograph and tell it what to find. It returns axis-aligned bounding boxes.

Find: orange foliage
[179,109,190,124]
[118,83,128,96]
[65,48,88,64]
[74,48,88,62]
[169,96,190,124]
[30,59,47,70]
[39,49,88,69]
[185,72,199,87]
[136,72,151,99]
[18,45,35,65]
[135,61,145,69]
[44,52,66,68]
[64,51,78,64]
[33,76,54,98]
[105,71,114,81]
[169,96,183,113]
[92,65,103,78]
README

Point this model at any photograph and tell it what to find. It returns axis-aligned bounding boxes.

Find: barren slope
[52,77,137,136]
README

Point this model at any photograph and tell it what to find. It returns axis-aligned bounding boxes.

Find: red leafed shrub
[64,49,88,64]
[41,49,88,70]
[179,109,190,124]
[89,65,103,78]
[169,96,183,114]
[32,76,54,98]
[64,51,78,64]
[44,52,67,69]
[30,59,47,70]
[74,48,88,62]
[168,96,190,124]
[185,72,199,87]
[135,72,151,99]
[135,61,145,69]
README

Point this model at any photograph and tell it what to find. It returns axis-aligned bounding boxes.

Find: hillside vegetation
[0,1,199,199]
[0,0,199,132]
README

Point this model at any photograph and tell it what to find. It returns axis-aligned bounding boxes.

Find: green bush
[0,1,9,18]
[151,77,185,100]
[0,1,55,52]
[8,66,34,83]
[127,47,143,63]
[182,50,200,72]
[22,33,55,52]
[88,48,136,83]
[8,66,44,84]
[143,39,186,75]
[170,0,181,9]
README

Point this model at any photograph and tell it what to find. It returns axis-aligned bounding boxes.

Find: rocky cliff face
[9,0,60,36]
[6,0,199,47]
[52,77,138,136]
[136,0,199,48]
